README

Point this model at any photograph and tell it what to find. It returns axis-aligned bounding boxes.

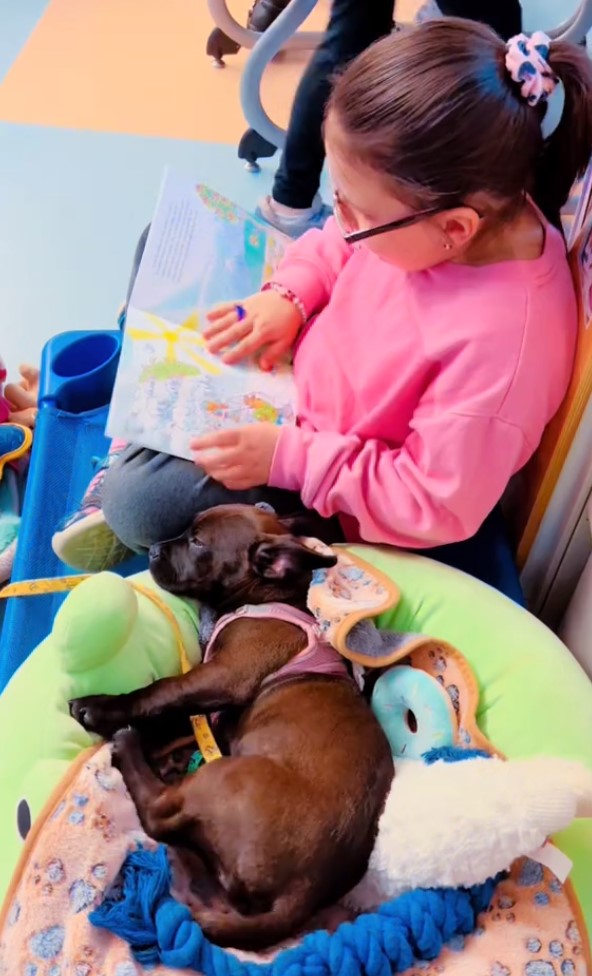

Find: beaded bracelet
[261,282,308,325]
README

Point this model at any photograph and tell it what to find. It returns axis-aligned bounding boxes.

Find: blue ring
[235,304,246,321]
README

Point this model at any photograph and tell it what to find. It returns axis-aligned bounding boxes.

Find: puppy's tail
[190,886,313,950]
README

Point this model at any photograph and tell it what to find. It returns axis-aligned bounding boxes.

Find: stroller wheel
[206,27,241,67]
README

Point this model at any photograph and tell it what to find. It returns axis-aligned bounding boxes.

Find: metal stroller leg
[206,0,322,67]
[546,0,592,44]
[238,0,320,169]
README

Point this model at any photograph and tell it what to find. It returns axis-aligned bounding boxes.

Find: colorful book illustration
[107,169,294,460]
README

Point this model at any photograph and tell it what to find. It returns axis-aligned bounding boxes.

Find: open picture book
[106,168,295,461]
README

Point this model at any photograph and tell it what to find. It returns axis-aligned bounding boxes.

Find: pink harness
[204,603,351,710]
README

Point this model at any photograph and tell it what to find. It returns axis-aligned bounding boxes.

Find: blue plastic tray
[0,331,146,692]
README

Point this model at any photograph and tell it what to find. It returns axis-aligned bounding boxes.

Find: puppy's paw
[69,695,129,739]
[110,725,141,769]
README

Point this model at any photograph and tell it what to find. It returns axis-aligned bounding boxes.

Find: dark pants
[272,0,394,209]
[437,0,521,40]
[116,230,523,604]
[271,0,522,210]
[423,506,524,605]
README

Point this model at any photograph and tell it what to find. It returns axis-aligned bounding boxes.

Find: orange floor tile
[0,0,328,143]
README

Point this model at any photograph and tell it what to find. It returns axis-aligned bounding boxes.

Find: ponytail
[534,42,592,228]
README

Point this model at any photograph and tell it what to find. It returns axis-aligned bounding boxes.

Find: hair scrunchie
[505,31,559,106]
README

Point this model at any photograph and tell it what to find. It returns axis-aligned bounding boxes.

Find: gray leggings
[103,229,341,553]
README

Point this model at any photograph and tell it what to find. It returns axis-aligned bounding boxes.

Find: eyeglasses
[333,190,479,245]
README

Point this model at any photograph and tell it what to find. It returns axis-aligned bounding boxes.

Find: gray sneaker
[51,449,133,572]
[256,194,333,238]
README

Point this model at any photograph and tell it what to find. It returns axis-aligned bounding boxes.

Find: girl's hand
[190,424,280,490]
[204,291,302,370]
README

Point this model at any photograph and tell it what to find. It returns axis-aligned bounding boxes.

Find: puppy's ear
[251,538,337,581]
[278,513,313,537]
[278,512,338,545]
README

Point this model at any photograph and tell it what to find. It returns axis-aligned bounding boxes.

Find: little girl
[53,20,592,601]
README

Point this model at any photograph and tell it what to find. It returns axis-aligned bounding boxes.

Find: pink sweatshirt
[268,216,577,547]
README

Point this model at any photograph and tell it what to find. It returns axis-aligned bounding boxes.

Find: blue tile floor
[0,122,282,375]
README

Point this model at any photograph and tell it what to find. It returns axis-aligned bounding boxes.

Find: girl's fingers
[206,319,253,354]
[195,457,241,484]
[192,450,231,474]
[259,339,291,371]
[206,302,243,323]
[4,384,32,409]
[217,468,256,491]
[190,429,240,451]
[204,311,249,341]
[19,364,39,386]
[196,458,227,476]
[221,333,266,365]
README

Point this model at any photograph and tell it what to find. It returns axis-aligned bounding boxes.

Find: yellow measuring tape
[0,574,222,763]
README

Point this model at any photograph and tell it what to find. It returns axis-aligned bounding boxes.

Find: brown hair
[327,19,592,229]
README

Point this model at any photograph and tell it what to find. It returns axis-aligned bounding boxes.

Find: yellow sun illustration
[128,313,222,376]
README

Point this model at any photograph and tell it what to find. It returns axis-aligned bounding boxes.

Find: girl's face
[324,114,480,271]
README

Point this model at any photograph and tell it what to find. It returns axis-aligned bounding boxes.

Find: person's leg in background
[434,0,521,41]
[258,0,395,237]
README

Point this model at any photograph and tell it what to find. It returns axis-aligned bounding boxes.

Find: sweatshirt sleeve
[268,217,353,319]
[269,409,529,547]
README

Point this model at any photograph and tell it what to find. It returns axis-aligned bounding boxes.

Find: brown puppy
[69,505,393,950]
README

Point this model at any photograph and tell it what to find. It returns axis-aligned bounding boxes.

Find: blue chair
[0,331,146,692]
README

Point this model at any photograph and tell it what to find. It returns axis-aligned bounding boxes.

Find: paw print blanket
[0,745,588,976]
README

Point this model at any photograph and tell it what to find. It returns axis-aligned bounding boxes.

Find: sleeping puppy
[69,504,393,950]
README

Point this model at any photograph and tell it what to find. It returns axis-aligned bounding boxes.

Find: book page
[107,169,295,460]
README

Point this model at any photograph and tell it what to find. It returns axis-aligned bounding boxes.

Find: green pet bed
[0,546,590,947]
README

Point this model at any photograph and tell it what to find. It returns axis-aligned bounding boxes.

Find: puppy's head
[148,504,337,610]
